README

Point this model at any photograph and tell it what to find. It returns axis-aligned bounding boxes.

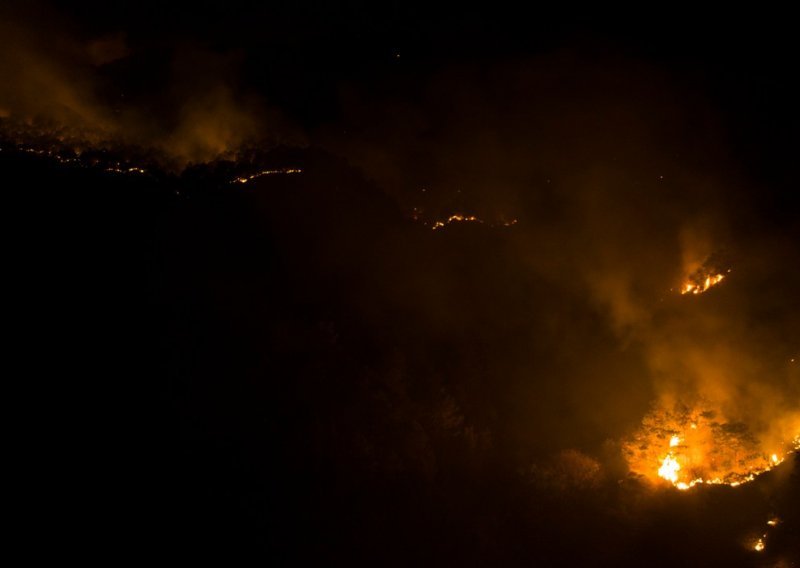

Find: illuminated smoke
[625,401,799,490]
[0,7,303,170]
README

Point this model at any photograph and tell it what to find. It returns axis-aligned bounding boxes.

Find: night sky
[4,2,799,565]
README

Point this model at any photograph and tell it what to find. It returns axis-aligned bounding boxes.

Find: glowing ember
[624,402,799,491]
[754,537,765,552]
[766,517,779,527]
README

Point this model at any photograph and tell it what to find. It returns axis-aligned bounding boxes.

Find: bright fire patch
[681,273,726,295]
[657,454,681,483]
[679,253,731,295]
[625,403,799,491]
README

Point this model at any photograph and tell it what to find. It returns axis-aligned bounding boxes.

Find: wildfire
[413,211,518,231]
[1,117,304,183]
[431,214,483,230]
[679,253,731,295]
[747,516,782,553]
[231,168,303,184]
[681,273,726,295]
[0,130,307,189]
[105,166,147,175]
[625,403,799,491]
[657,454,680,483]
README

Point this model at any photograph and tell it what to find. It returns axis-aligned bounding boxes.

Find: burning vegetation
[231,168,303,184]
[680,253,731,295]
[624,402,799,490]
[410,207,518,231]
[0,117,307,188]
[3,2,799,565]
[681,273,726,295]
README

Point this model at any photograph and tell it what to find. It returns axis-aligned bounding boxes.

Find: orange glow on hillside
[625,403,799,491]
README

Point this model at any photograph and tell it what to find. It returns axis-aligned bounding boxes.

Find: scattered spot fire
[0,120,155,178]
[749,516,781,553]
[624,403,799,491]
[3,140,151,177]
[1,120,307,188]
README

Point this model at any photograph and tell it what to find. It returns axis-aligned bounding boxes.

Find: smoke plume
[0,2,302,167]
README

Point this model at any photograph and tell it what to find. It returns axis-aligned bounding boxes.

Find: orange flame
[625,403,799,491]
[681,273,726,295]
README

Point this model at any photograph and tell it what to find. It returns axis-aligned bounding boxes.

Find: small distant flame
[432,214,518,230]
[105,166,147,175]
[679,253,731,295]
[431,214,483,230]
[748,517,781,554]
[232,168,302,184]
[669,435,681,447]
[681,273,726,295]
[413,210,518,231]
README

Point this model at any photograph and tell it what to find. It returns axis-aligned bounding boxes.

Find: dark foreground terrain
[6,146,798,566]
